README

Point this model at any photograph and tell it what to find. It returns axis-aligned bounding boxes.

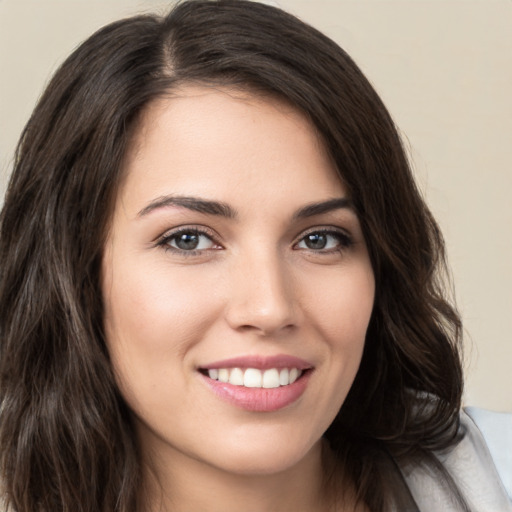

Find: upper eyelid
[156,225,220,244]
[295,225,352,241]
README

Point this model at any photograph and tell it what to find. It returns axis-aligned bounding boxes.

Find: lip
[198,354,314,412]
[199,354,313,371]
[199,370,312,412]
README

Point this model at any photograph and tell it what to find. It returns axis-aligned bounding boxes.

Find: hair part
[0,1,465,510]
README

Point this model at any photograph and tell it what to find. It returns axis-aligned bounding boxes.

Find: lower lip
[200,371,312,412]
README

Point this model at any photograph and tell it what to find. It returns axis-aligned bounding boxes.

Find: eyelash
[156,226,220,256]
[294,228,353,254]
[156,226,353,256]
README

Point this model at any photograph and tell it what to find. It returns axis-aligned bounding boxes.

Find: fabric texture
[401,408,512,511]
[466,406,512,502]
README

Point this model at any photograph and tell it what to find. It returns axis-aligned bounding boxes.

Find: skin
[102,86,375,511]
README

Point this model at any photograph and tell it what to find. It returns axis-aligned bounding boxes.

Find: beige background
[1,0,511,411]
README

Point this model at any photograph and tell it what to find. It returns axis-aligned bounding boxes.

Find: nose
[224,250,297,336]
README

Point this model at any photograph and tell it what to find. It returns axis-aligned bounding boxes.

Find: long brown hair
[0,1,464,510]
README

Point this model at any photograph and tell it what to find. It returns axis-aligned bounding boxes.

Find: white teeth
[262,369,280,388]
[218,368,229,383]
[244,368,262,388]
[206,367,304,388]
[229,367,244,386]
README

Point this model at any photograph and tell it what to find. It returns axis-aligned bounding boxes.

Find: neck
[140,439,348,512]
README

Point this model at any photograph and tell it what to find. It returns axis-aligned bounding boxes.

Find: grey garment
[465,407,512,501]
[401,408,512,511]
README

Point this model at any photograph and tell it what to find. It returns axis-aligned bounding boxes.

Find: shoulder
[464,406,512,500]
[401,407,512,511]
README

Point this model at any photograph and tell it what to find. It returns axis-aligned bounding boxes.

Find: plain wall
[1,0,511,411]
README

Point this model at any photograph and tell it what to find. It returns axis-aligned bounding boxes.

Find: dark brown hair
[0,1,464,510]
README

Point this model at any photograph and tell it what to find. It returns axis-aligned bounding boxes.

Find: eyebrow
[137,195,238,219]
[137,195,352,220]
[292,197,353,220]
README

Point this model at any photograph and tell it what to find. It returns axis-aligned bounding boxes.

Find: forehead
[118,85,345,214]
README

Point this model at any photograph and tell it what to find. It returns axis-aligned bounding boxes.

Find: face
[102,86,375,477]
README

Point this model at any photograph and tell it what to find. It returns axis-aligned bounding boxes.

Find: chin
[200,425,322,476]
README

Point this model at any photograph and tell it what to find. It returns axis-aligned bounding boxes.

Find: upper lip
[199,354,314,371]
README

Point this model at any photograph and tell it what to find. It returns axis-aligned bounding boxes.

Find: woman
[0,1,510,511]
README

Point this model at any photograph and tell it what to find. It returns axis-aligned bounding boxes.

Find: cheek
[303,263,375,345]
[301,264,374,413]
[104,256,221,344]
[101,256,224,400]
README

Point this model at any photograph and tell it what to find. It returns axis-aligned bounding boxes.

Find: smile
[205,367,303,388]
[198,354,313,412]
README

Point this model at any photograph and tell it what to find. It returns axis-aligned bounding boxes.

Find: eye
[295,229,352,252]
[158,228,220,253]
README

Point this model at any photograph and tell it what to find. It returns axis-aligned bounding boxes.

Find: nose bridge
[225,245,296,335]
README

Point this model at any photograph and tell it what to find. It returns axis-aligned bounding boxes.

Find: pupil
[176,233,199,250]
[306,233,327,249]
